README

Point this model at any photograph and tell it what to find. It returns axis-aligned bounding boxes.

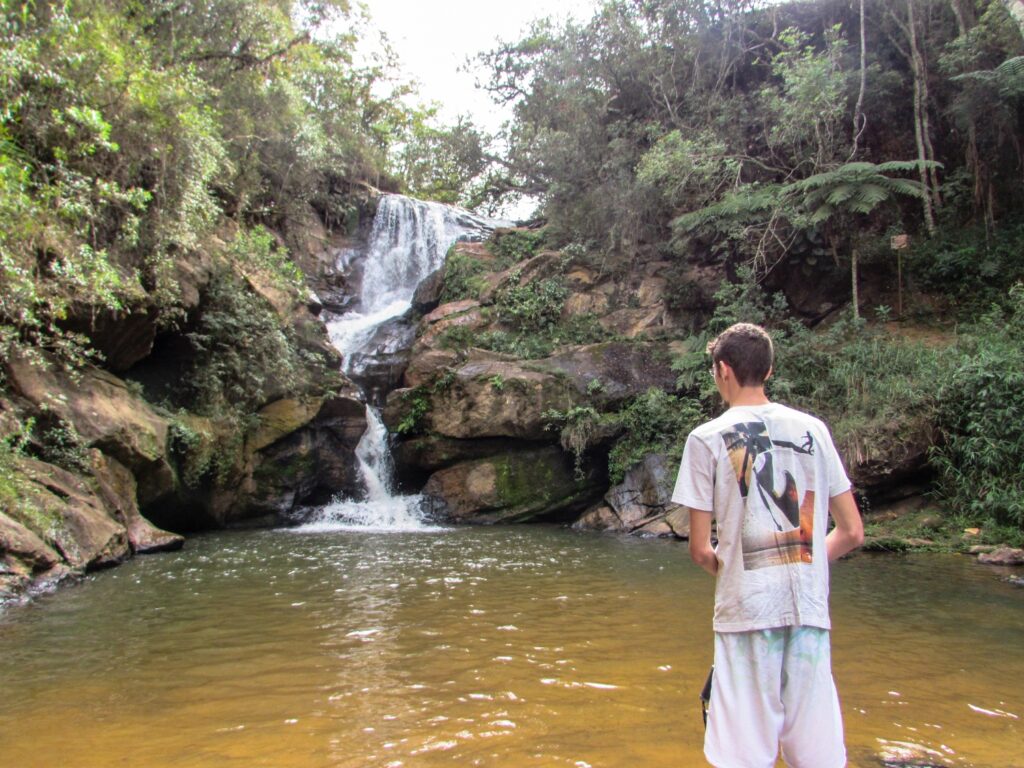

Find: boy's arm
[688,508,719,576]
[826,490,864,561]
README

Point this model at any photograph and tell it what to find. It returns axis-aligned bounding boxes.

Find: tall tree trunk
[849,0,868,160]
[1003,0,1024,40]
[851,245,860,322]
[950,0,976,35]
[907,0,937,234]
[908,0,942,211]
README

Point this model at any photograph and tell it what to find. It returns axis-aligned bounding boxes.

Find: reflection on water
[0,527,1022,767]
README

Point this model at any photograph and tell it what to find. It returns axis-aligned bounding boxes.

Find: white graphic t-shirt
[672,402,851,632]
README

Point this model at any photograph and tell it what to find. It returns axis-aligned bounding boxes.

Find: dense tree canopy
[0,0,484,370]
[475,0,1024,264]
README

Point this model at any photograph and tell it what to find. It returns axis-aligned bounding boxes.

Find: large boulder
[0,510,63,601]
[395,434,516,473]
[422,446,601,524]
[241,394,367,516]
[839,413,937,501]
[89,451,184,554]
[6,355,176,503]
[344,316,416,403]
[573,453,689,538]
[531,341,677,408]
[11,456,131,571]
[388,358,577,441]
[178,391,370,528]
[388,342,676,443]
[416,299,489,349]
[412,266,446,314]
[0,450,182,602]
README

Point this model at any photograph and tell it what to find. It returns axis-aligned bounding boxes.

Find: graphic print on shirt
[720,421,817,570]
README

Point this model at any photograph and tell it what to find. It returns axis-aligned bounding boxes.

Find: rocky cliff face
[381,232,936,536]
[0,200,374,604]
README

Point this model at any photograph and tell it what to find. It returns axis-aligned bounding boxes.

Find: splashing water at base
[295,408,439,533]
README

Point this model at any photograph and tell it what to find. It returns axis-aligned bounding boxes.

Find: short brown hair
[707,323,774,386]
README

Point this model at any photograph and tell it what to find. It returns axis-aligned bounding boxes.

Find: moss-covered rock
[422,446,601,524]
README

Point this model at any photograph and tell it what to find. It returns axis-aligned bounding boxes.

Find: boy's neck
[726,387,771,408]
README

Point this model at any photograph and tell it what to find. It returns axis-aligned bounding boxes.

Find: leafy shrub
[772,319,947,437]
[607,388,704,484]
[490,229,546,267]
[0,423,31,516]
[440,248,489,303]
[32,416,91,473]
[496,274,568,332]
[910,222,1024,319]
[185,267,313,415]
[230,226,304,295]
[167,417,243,488]
[543,405,601,479]
[932,284,1024,528]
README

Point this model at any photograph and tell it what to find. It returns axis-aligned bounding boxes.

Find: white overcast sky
[357,0,600,134]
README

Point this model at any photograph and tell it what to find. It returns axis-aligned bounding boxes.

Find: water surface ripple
[0,527,1021,767]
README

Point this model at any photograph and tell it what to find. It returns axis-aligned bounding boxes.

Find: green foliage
[910,221,1024,318]
[476,0,1024,269]
[759,25,850,171]
[0,420,32,516]
[785,161,930,225]
[439,248,490,303]
[168,416,243,487]
[932,284,1024,528]
[1,0,482,375]
[395,386,431,435]
[495,273,568,332]
[230,226,305,295]
[490,229,546,267]
[185,265,313,415]
[636,129,737,213]
[32,416,91,473]
[543,405,601,480]
[467,311,606,361]
[393,112,488,205]
[607,388,704,484]
[772,321,947,439]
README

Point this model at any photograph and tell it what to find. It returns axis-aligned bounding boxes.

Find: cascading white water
[300,407,429,532]
[300,194,510,532]
[328,195,507,375]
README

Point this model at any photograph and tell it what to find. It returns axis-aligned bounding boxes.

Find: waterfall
[299,194,510,532]
[328,194,506,377]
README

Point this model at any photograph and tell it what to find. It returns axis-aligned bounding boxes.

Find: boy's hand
[688,508,719,576]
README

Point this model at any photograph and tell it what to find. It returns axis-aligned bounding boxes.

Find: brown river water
[0,526,1021,767]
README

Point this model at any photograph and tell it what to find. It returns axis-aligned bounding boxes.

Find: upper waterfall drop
[327,194,510,376]
[360,194,502,312]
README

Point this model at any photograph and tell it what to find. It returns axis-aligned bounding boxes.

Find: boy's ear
[765,366,773,382]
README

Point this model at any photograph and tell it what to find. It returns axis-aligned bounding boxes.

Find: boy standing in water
[672,323,863,768]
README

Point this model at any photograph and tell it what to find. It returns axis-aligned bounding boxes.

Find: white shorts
[704,626,846,768]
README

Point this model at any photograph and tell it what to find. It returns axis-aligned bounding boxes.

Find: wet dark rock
[345,316,416,404]
[574,454,689,538]
[395,434,518,473]
[411,266,445,314]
